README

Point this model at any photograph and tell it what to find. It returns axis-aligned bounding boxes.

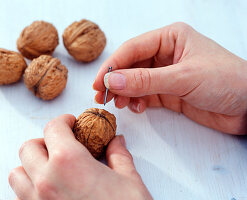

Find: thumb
[104,63,191,97]
[106,135,141,181]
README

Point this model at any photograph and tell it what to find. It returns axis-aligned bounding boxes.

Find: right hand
[93,22,247,135]
[9,115,152,200]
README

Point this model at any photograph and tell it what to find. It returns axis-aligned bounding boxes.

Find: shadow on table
[133,155,202,199]
[0,50,110,129]
[0,80,62,128]
[236,134,247,150]
[144,108,247,199]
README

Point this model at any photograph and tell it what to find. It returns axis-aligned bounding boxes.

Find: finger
[44,114,77,155]
[9,166,34,200]
[19,138,48,178]
[93,22,192,92]
[95,59,152,105]
[127,94,182,113]
[103,63,200,98]
[95,91,115,104]
[93,28,164,91]
[93,59,153,100]
[106,135,142,182]
[131,58,154,69]
[114,95,130,109]
[182,102,244,135]
[128,98,146,113]
[142,94,182,113]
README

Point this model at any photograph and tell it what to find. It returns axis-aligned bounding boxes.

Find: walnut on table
[73,108,117,158]
[17,21,59,59]
[24,55,68,100]
[0,48,27,85]
[63,19,106,62]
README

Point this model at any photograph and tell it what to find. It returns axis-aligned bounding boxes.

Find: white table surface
[1,0,247,199]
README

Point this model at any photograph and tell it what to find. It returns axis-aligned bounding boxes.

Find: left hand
[9,114,152,200]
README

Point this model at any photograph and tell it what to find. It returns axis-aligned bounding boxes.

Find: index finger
[44,114,77,154]
[93,28,162,91]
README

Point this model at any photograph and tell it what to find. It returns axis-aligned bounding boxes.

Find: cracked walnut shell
[0,48,27,85]
[63,19,106,62]
[17,21,59,59]
[73,108,116,158]
[24,55,68,100]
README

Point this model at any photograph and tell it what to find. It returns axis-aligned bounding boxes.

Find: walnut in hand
[73,108,116,158]
[0,48,27,85]
[24,55,68,100]
[63,19,106,62]
[17,21,59,59]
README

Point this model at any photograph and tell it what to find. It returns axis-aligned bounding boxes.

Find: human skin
[9,115,152,200]
[93,22,247,135]
[9,22,247,200]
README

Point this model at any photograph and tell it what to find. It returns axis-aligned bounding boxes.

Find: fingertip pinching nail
[104,73,110,89]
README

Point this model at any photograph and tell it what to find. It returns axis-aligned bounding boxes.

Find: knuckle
[172,22,191,30]
[109,150,134,166]
[168,22,193,36]
[121,39,139,61]
[118,149,134,161]
[8,166,22,186]
[51,149,75,167]
[35,178,57,199]
[176,66,193,82]
[19,139,33,157]
[43,120,56,135]
[133,69,151,91]
[8,169,16,186]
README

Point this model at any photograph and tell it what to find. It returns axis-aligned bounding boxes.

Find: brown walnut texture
[24,55,68,100]
[0,48,27,85]
[17,21,59,59]
[73,108,117,158]
[63,19,106,62]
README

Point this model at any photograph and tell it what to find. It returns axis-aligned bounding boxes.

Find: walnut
[73,108,117,158]
[0,48,27,85]
[63,19,106,62]
[17,21,59,59]
[24,55,68,100]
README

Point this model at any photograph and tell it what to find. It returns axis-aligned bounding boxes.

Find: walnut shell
[0,48,27,85]
[24,55,68,100]
[63,19,106,62]
[17,21,59,59]
[73,108,116,158]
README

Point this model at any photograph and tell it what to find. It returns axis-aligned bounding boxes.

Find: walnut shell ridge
[63,19,106,62]
[17,21,59,59]
[24,55,68,100]
[73,108,116,158]
[0,48,27,85]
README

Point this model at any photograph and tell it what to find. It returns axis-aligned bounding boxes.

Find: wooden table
[0,0,246,199]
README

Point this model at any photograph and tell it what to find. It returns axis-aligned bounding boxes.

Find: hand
[9,115,152,200]
[93,22,247,135]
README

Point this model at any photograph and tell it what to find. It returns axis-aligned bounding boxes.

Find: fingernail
[114,97,118,104]
[104,72,126,90]
[131,103,141,113]
[119,135,126,147]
